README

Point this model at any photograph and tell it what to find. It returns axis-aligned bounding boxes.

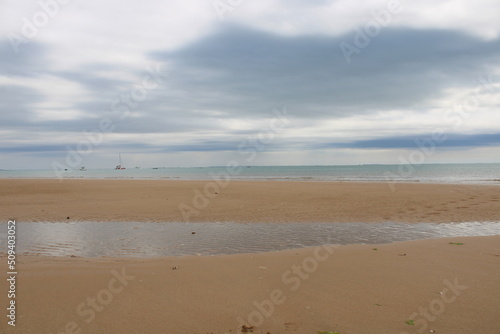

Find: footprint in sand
[284,322,299,331]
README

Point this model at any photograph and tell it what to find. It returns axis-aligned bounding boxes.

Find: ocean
[1,163,500,184]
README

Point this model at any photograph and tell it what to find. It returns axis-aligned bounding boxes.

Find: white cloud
[224,0,500,40]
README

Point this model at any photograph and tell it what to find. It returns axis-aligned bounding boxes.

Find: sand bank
[1,179,500,222]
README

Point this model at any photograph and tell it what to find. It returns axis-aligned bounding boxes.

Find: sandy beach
[1,179,500,223]
[0,236,499,333]
[0,179,499,333]
[3,0,500,332]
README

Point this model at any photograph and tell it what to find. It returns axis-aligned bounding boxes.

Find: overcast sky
[1,0,499,169]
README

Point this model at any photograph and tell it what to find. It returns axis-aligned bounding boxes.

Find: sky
[1,0,499,169]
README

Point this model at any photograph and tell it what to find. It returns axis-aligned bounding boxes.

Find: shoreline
[1,179,500,223]
[2,176,500,185]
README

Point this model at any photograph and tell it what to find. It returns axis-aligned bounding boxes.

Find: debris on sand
[241,325,254,332]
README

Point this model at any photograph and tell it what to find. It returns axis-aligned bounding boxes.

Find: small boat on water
[115,154,126,170]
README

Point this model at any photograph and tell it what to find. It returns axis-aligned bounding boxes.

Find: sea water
[1,163,500,184]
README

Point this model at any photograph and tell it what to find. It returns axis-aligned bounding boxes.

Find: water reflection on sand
[1,221,499,257]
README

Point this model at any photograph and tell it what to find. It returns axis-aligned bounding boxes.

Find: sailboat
[115,154,126,170]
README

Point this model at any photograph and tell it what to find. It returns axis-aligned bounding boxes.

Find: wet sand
[1,236,499,333]
[1,179,500,222]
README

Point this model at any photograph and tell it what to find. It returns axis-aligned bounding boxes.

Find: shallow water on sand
[1,221,499,257]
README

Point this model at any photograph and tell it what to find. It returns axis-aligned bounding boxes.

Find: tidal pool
[1,221,499,257]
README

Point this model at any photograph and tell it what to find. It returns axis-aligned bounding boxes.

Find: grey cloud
[0,40,48,77]
[0,144,65,153]
[0,84,44,128]
[6,26,499,137]
[321,133,500,149]
[3,131,500,157]
[151,25,500,118]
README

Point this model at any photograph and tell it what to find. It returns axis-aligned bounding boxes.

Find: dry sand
[1,179,500,222]
[0,179,499,333]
